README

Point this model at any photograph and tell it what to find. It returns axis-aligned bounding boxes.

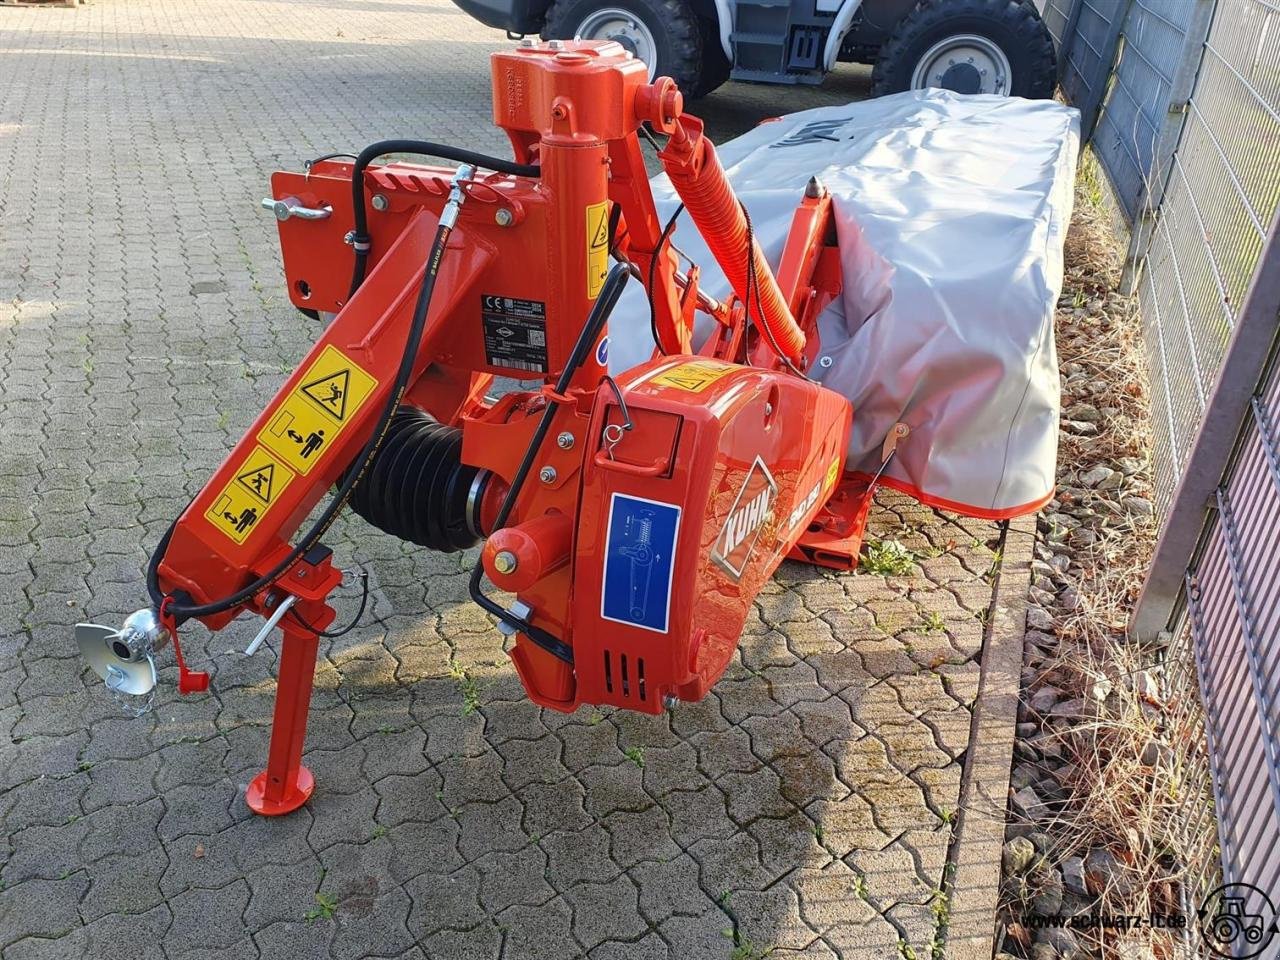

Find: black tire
[871,0,1057,100]
[542,0,704,98]
[695,18,731,97]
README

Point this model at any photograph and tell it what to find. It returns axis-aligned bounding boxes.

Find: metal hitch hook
[261,196,333,221]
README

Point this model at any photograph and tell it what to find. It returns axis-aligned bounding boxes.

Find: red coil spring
[660,117,806,364]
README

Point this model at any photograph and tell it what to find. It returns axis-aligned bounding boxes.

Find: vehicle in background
[450,0,1057,100]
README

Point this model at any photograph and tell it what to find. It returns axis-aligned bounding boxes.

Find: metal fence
[1051,0,1280,931]
[1045,0,1128,140]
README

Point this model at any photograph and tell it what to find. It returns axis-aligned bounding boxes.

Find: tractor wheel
[871,0,1056,99]
[542,0,706,97]
[696,18,732,97]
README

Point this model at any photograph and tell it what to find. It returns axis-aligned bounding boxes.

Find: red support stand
[245,617,319,816]
[243,545,342,816]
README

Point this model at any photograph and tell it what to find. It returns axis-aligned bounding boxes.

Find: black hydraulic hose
[347,140,540,298]
[647,203,684,355]
[148,209,461,624]
[467,261,633,664]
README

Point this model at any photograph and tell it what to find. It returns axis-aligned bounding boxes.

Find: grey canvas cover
[608,91,1080,518]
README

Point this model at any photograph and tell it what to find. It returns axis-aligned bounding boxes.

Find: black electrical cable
[639,124,667,152]
[606,202,623,256]
[305,152,358,169]
[600,374,633,431]
[287,569,370,639]
[148,207,461,624]
[346,140,540,298]
[467,261,632,664]
[647,203,684,355]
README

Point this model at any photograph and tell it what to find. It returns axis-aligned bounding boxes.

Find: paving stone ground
[0,2,1011,957]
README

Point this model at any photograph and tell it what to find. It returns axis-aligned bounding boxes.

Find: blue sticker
[596,336,609,367]
[601,493,681,633]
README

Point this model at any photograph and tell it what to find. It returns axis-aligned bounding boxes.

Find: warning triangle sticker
[666,373,709,389]
[589,208,609,248]
[301,369,351,421]
[236,462,276,504]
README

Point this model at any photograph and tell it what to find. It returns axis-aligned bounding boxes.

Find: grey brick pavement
[0,2,1011,957]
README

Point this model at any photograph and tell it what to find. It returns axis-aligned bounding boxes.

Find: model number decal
[788,455,842,533]
[481,294,548,373]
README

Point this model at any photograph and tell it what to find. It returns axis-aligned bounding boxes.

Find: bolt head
[819,356,833,368]
[495,208,514,227]
[371,194,389,212]
[539,466,557,484]
[556,431,575,450]
[493,550,518,575]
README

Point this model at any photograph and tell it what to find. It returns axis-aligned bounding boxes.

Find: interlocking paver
[0,2,1010,957]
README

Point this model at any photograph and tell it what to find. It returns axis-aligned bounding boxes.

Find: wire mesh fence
[1140,0,1280,512]
[1052,0,1280,933]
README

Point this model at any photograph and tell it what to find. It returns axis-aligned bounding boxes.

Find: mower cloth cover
[610,90,1080,519]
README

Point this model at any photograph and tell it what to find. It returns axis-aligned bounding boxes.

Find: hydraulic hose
[658,117,806,365]
[347,140,540,297]
[147,166,477,624]
[467,261,633,665]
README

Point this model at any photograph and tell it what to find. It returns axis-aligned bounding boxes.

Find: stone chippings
[0,2,1004,957]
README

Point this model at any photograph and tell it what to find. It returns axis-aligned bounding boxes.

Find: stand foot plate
[245,765,314,816]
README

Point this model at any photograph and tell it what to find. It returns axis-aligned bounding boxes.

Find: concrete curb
[945,514,1037,959]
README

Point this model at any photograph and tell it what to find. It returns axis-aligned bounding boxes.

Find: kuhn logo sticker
[713,456,778,581]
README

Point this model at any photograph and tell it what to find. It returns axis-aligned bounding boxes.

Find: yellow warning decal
[204,445,297,544]
[257,344,379,476]
[586,201,609,299]
[824,455,841,493]
[646,359,736,393]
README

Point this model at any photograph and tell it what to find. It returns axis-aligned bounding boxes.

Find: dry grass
[998,152,1206,959]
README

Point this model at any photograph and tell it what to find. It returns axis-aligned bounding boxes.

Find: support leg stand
[246,618,319,815]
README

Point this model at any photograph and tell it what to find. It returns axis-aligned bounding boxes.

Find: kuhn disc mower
[80,39,1075,819]
[75,39,1042,817]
